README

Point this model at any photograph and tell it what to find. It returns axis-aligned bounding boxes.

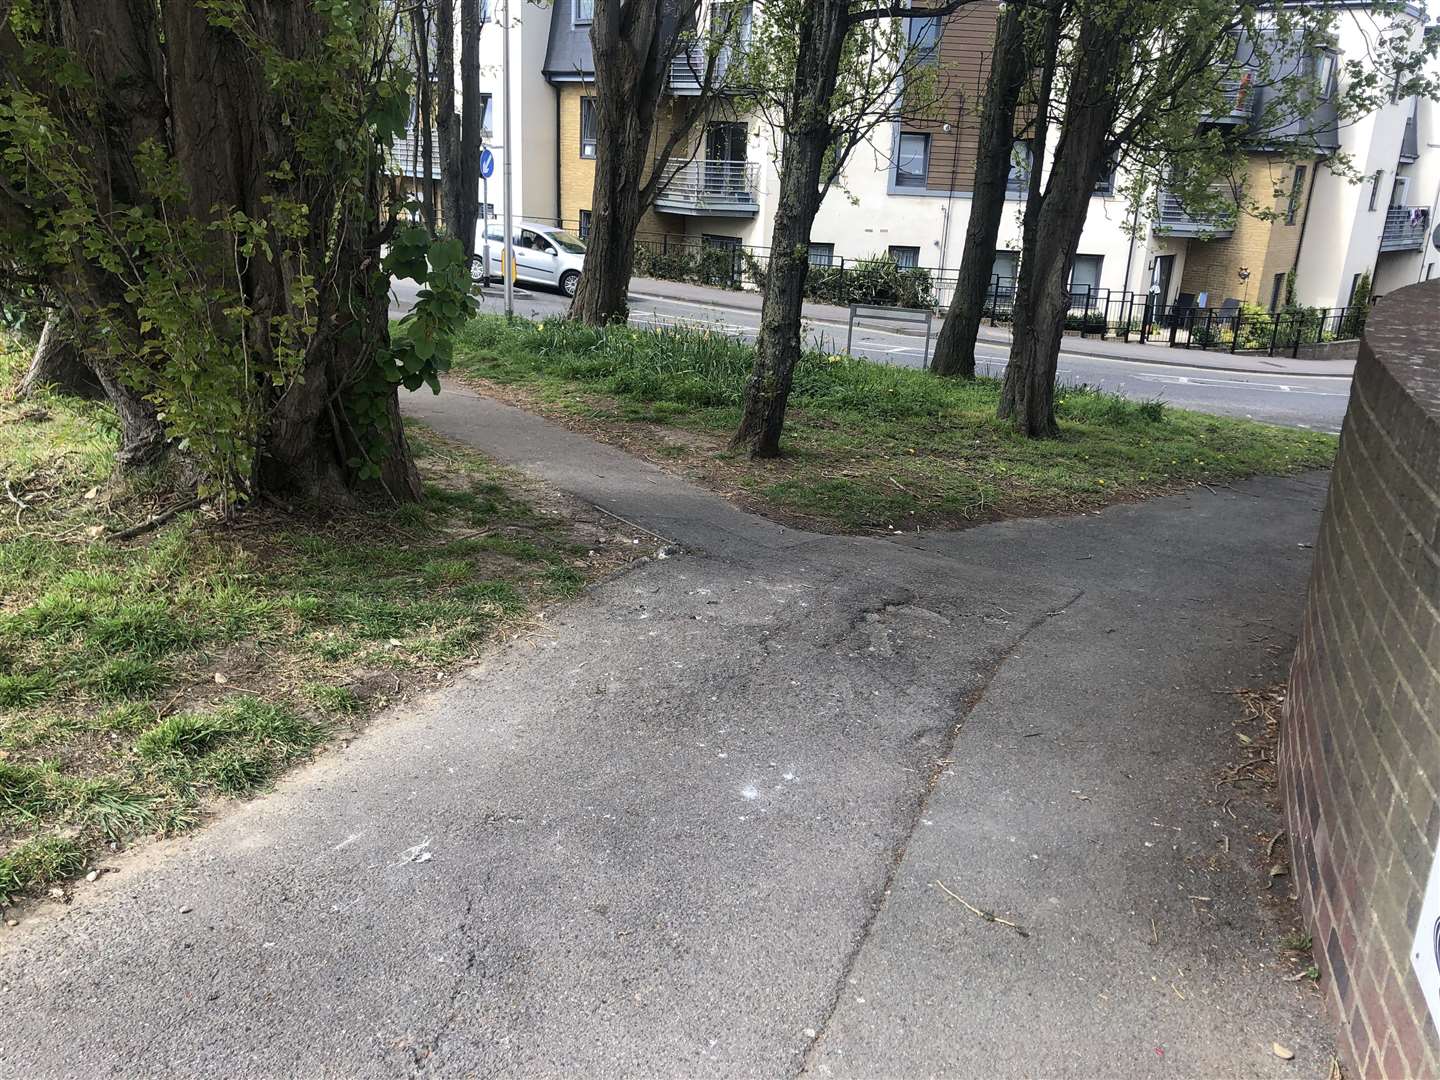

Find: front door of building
[1145,254,1174,336]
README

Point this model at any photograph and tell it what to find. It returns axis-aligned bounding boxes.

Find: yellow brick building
[1178,153,1319,309]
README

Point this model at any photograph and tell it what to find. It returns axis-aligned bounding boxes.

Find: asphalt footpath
[0,386,1334,1079]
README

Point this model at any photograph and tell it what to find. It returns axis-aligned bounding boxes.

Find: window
[1347,272,1363,306]
[895,132,930,188]
[1094,159,1117,196]
[1007,139,1033,193]
[1269,272,1286,312]
[579,97,597,159]
[1069,254,1103,308]
[574,0,594,24]
[907,15,942,58]
[578,210,592,239]
[1314,50,1337,100]
[889,245,920,268]
[1286,164,1307,225]
[1368,170,1384,212]
[479,94,494,136]
[990,250,1019,306]
[702,233,741,250]
[808,242,835,267]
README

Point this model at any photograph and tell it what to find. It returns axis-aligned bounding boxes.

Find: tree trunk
[569,1,679,326]
[4,0,423,503]
[163,2,422,504]
[19,317,105,400]
[412,2,438,234]
[435,0,482,256]
[436,0,458,236]
[455,0,483,258]
[999,15,1126,437]
[930,3,1028,379]
[730,0,851,457]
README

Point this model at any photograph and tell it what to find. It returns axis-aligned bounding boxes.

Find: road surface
[390,278,1351,433]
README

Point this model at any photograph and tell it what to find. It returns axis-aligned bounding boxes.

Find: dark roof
[543,0,595,81]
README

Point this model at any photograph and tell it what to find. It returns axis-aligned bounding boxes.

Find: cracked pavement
[0,387,1334,1078]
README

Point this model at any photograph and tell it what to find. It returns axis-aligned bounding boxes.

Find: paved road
[3,386,1334,1078]
[390,279,1352,433]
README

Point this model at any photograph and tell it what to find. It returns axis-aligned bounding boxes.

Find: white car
[477,221,587,298]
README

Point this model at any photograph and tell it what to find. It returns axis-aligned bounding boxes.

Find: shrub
[639,243,936,309]
[805,254,936,308]
[632,241,743,289]
[1063,311,1107,334]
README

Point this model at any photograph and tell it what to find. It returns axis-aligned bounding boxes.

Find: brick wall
[556,83,673,238]
[1283,279,1440,1079]
[1179,152,1315,308]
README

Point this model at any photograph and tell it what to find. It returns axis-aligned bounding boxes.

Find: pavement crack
[792,587,1085,1078]
[407,888,480,1078]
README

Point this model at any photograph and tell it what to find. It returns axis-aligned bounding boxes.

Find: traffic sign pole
[479,148,495,293]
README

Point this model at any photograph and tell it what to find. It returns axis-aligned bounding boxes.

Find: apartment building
[396,0,1436,321]
[1161,5,1435,313]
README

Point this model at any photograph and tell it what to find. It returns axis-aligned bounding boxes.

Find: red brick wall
[1283,280,1440,1080]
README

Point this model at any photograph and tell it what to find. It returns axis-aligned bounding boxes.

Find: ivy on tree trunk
[0,1,437,505]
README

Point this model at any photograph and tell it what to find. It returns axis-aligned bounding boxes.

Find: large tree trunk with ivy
[19,317,105,401]
[999,15,1125,437]
[162,3,423,502]
[570,0,694,326]
[930,2,1028,380]
[729,1,850,457]
[1,1,427,505]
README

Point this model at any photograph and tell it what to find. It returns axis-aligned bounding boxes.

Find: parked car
[476,221,587,297]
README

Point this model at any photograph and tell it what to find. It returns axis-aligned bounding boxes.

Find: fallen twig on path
[935,880,1030,938]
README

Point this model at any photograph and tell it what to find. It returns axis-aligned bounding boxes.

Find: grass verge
[0,336,648,909]
[451,316,1337,533]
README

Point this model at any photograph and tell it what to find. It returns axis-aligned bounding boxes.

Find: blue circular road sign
[479,148,495,179]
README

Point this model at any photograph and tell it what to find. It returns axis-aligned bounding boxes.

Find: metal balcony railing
[1154,191,1235,238]
[386,132,441,180]
[654,159,760,216]
[1381,206,1428,252]
[669,46,735,93]
[1206,77,1255,124]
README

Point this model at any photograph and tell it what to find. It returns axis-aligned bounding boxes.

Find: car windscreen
[547,230,587,254]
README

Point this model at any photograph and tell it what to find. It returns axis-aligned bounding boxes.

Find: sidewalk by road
[627,276,1356,379]
[0,388,1334,1078]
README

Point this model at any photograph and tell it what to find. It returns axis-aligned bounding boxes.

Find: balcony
[1380,206,1429,252]
[386,131,441,181]
[654,159,759,217]
[1154,191,1235,238]
[668,45,734,95]
[1204,77,1256,125]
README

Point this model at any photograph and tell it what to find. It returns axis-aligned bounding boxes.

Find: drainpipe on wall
[1290,154,1323,302]
[554,88,563,227]
[1121,172,1143,295]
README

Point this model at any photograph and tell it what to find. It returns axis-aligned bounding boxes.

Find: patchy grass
[0,336,649,907]
[451,316,1338,533]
